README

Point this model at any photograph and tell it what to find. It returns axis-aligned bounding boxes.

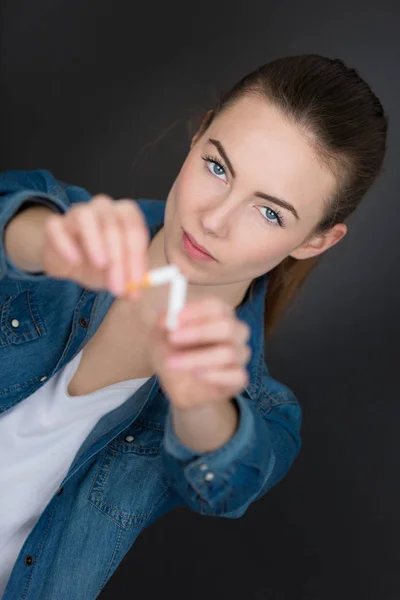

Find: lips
[183,230,216,260]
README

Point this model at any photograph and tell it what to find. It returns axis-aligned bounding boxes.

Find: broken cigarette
[125,265,179,292]
[125,265,187,331]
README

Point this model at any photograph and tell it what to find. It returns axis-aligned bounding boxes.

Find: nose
[200,195,242,237]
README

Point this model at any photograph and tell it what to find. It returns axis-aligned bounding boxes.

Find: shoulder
[134,198,166,233]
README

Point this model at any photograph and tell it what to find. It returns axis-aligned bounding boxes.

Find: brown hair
[192,54,388,337]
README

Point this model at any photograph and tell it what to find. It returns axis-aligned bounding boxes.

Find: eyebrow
[208,138,300,221]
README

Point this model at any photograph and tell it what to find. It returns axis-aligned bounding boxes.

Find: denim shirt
[0,169,302,600]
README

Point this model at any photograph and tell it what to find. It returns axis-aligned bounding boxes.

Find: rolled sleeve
[161,394,278,518]
[0,169,91,281]
[163,394,254,464]
[1,190,69,281]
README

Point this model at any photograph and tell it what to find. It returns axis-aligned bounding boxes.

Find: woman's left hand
[149,296,251,410]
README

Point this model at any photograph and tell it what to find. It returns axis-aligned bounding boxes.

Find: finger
[114,199,149,298]
[194,366,249,390]
[97,199,126,295]
[67,200,109,269]
[44,213,83,264]
[169,319,250,346]
[178,296,233,326]
[166,343,251,370]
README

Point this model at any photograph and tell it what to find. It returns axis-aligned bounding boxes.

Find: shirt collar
[137,199,267,402]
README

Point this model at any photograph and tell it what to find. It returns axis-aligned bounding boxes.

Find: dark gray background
[1,1,399,598]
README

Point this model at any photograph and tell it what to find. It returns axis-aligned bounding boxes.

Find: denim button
[199,464,208,471]
[40,376,48,382]
[24,555,34,566]
[204,472,215,481]
[79,317,89,328]
[11,319,20,328]
[125,435,135,442]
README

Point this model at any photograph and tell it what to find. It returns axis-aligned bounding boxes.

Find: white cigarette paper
[148,265,179,286]
[127,264,187,330]
[166,273,188,331]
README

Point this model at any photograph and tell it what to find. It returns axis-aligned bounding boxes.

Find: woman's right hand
[41,195,149,299]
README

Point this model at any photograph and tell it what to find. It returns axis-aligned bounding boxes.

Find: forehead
[207,96,336,221]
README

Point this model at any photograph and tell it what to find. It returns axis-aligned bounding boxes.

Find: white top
[0,350,150,597]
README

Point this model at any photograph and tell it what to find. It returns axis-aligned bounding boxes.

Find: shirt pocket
[88,421,170,529]
[0,288,49,396]
[0,289,47,346]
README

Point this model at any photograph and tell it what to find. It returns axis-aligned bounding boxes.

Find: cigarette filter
[125,265,179,293]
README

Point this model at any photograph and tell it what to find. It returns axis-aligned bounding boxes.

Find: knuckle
[67,204,79,216]
[114,199,136,216]
[70,204,92,221]
[44,213,60,229]
[115,198,137,211]
[92,194,113,204]
[118,201,149,239]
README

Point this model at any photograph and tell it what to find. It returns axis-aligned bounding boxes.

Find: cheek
[237,228,295,268]
[174,155,215,212]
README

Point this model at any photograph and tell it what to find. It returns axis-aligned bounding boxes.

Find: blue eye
[259,206,285,227]
[202,155,227,181]
[210,162,225,177]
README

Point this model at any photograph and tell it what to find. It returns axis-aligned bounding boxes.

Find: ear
[290,223,347,260]
[191,109,214,149]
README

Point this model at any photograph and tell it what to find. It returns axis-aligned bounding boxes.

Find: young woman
[0,54,387,599]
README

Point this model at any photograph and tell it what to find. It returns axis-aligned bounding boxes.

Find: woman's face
[163,95,344,289]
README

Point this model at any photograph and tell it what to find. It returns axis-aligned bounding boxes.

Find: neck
[147,226,251,310]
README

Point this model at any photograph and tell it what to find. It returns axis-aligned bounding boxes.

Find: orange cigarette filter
[125,273,152,293]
